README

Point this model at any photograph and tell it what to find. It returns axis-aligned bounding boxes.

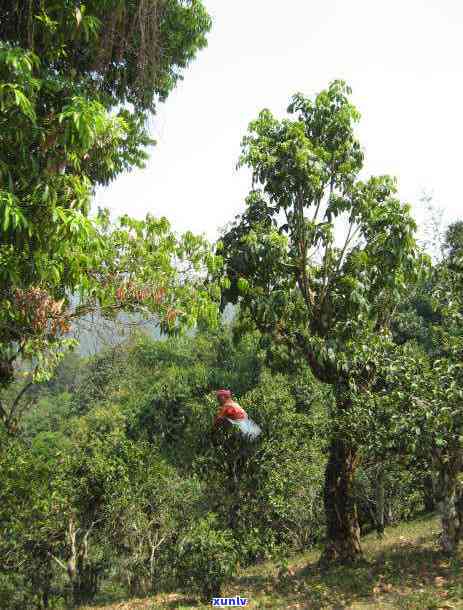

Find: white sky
[94,0,463,243]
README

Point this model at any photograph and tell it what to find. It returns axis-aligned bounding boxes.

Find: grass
[79,514,463,610]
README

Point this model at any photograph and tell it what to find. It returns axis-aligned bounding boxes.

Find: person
[214,389,246,427]
[212,389,261,531]
[213,389,261,440]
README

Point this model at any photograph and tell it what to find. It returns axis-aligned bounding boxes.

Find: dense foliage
[218,81,421,563]
[2,3,463,601]
[0,327,432,608]
[0,0,217,431]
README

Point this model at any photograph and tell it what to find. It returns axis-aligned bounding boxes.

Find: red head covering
[216,389,232,400]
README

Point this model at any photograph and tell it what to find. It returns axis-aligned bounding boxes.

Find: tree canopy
[219,80,421,562]
[0,0,217,427]
[0,0,211,112]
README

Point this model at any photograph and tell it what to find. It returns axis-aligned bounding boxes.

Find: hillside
[79,514,462,610]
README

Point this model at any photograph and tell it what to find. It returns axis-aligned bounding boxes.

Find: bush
[0,573,32,610]
[175,514,238,601]
[191,370,327,562]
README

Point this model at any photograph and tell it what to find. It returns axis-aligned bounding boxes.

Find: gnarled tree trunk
[319,437,362,565]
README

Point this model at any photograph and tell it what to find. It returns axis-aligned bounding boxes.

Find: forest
[1,1,463,609]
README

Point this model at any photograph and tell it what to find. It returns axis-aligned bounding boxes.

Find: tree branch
[0,400,9,428]
[322,217,361,303]
[311,193,323,224]
[319,179,336,304]
[296,191,315,311]
[8,379,34,427]
[48,552,68,572]
[337,221,361,275]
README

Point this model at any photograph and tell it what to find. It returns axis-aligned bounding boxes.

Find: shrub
[175,514,238,600]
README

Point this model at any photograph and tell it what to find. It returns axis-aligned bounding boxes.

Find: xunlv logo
[211,596,248,606]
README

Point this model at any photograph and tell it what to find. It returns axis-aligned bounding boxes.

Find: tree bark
[423,473,436,512]
[436,459,462,555]
[438,471,458,554]
[455,483,463,544]
[372,465,385,538]
[319,436,362,565]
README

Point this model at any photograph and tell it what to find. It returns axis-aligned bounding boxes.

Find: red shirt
[215,400,247,424]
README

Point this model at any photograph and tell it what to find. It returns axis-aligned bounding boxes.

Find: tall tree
[219,81,419,563]
[0,0,216,428]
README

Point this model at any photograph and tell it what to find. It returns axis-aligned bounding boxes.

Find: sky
[94,0,463,243]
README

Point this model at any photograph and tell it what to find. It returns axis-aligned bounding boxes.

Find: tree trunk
[455,483,463,544]
[319,437,362,565]
[437,462,461,555]
[384,502,394,526]
[423,473,436,512]
[375,465,385,538]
